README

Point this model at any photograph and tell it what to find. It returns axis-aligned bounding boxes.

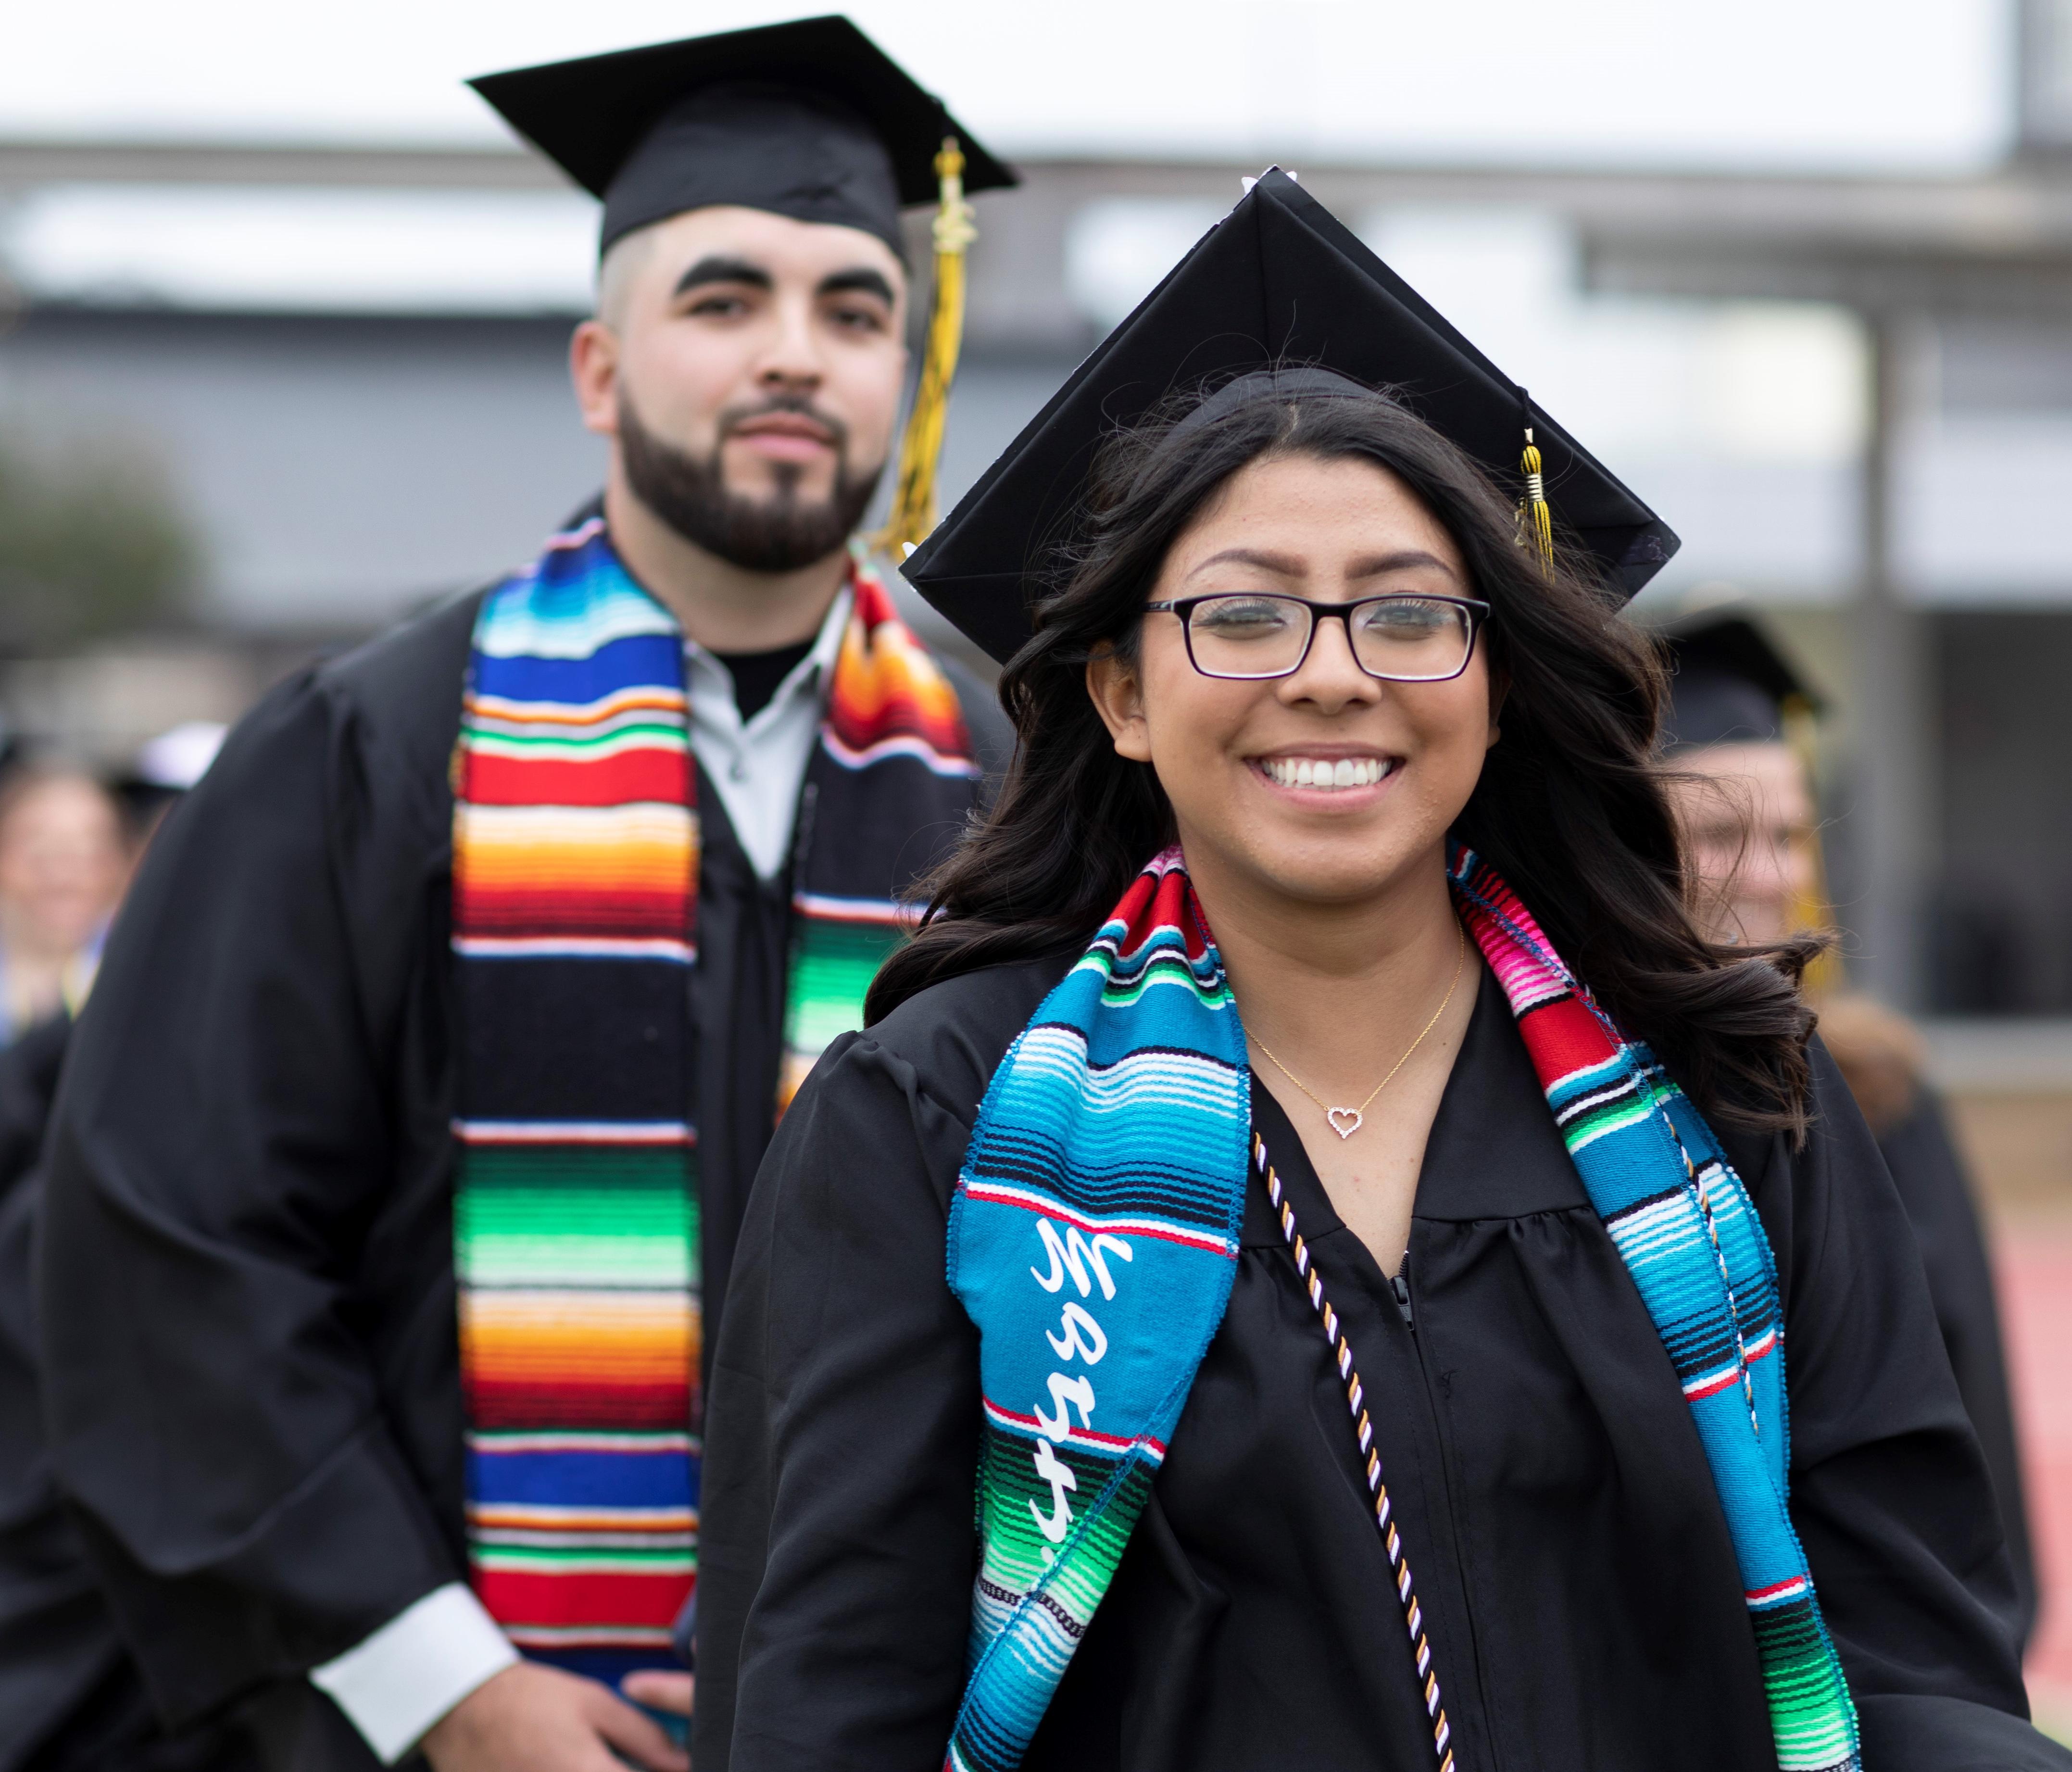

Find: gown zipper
[1391,1249,1507,1772]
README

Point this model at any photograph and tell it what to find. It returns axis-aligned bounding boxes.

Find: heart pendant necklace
[1252,925,1468,1140]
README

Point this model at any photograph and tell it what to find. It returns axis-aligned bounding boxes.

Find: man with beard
[36,20,1014,1772]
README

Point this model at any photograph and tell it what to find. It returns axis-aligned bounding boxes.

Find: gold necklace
[1251,924,1468,1141]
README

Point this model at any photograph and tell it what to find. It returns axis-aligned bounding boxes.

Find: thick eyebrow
[674,254,773,297]
[1186,545,1460,583]
[818,266,898,305]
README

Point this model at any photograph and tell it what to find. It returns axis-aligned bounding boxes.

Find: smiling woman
[695,177,2062,1772]
[881,382,1814,1144]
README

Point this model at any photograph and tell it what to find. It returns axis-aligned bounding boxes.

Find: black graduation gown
[34,589,1011,1758]
[1878,1088,2037,1649]
[0,1015,112,1767]
[0,1017,257,1772]
[699,957,2062,1772]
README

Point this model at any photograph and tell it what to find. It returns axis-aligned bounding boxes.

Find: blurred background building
[3,0,2070,1021]
[3,0,2072,1695]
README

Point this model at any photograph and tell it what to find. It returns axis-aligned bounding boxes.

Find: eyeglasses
[1143,592,1491,683]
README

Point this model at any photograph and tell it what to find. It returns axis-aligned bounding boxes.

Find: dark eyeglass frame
[1143,592,1494,683]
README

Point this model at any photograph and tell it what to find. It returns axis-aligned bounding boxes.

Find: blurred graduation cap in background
[904,167,1680,665]
[113,719,227,839]
[1654,608,1841,992]
[1658,612,1826,752]
[469,14,1015,260]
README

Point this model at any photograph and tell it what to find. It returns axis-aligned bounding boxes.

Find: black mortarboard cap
[904,168,1679,664]
[1658,613,1823,750]
[469,15,1015,260]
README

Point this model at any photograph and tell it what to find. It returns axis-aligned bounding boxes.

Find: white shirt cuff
[309,1583,519,1764]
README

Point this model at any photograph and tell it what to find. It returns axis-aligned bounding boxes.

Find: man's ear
[570,320,621,441]
[1085,646,1153,763]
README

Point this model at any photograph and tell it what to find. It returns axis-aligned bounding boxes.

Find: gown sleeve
[695,1029,983,1772]
[0,1016,127,1766]
[1748,1042,2067,1768]
[37,663,461,1729]
[1879,1086,2037,1649]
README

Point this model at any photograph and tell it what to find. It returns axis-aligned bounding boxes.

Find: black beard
[618,394,882,574]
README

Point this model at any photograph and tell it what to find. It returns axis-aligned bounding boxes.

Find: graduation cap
[904,168,1680,665]
[1655,610,1843,989]
[468,15,1014,261]
[1658,613,1824,751]
[471,15,1017,557]
[111,720,228,838]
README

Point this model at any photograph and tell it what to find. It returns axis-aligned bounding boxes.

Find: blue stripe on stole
[531,1648,670,1687]
[964,1142,1235,1229]
[1545,1050,1632,1111]
[962,1033,1248,1234]
[471,633,688,705]
[1686,1384,1801,1593]
[1067,981,1243,1078]
[469,1445,699,1510]
[1564,1110,1684,1216]
[481,539,670,627]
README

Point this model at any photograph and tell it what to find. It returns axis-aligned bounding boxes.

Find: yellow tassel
[875,137,977,559]
[1782,691,1848,997]
[1518,426,1554,576]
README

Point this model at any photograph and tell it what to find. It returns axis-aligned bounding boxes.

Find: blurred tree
[0,435,202,651]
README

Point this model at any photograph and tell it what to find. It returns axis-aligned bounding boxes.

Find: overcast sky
[0,0,2018,172]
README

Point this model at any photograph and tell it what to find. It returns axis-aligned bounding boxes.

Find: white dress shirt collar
[683,584,852,882]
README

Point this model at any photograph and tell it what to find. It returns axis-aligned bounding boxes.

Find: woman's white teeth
[1262,757,1393,790]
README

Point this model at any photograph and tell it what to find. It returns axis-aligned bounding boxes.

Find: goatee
[618,393,882,574]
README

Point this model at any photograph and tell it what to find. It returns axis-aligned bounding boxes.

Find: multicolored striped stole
[1449,848,1859,1772]
[944,848,1250,1772]
[452,516,978,1687]
[780,565,979,1111]
[947,845,1859,1772]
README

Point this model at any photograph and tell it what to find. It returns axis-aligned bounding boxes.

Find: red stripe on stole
[475,1568,692,1631]
[464,749,691,808]
[821,680,968,759]
[464,1379,694,1432]
[822,572,972,760]
[1515,996,1619,1092]
[1114,866,1211,964]
[454,890,690,940]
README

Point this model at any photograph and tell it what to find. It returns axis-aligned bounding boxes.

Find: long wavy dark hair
[870,381,1821,1134]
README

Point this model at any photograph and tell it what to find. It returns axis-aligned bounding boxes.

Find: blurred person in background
[0,765,128,1047]
[35,19,1014,1772]
[1656,613,2036,1650]
[0,725,236,1772]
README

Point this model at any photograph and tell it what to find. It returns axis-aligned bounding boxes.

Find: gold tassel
[1783,691,1848,998]
[875,136,977,559]
[1518,425,1554,576]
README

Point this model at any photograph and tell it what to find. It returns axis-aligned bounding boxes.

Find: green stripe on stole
[456,1146,699,1291]
[779,917,906,1106]
[788,919,903,1051]
[976,1429,1150,1617]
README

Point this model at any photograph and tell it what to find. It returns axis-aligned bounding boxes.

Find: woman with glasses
[695,176,2054,1772]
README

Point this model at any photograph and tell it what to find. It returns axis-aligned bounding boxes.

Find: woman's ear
[1086,646,1153,763]
[1484,658,1511,751]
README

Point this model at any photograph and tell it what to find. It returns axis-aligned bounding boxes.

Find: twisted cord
[1254,1133,1457,1771]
